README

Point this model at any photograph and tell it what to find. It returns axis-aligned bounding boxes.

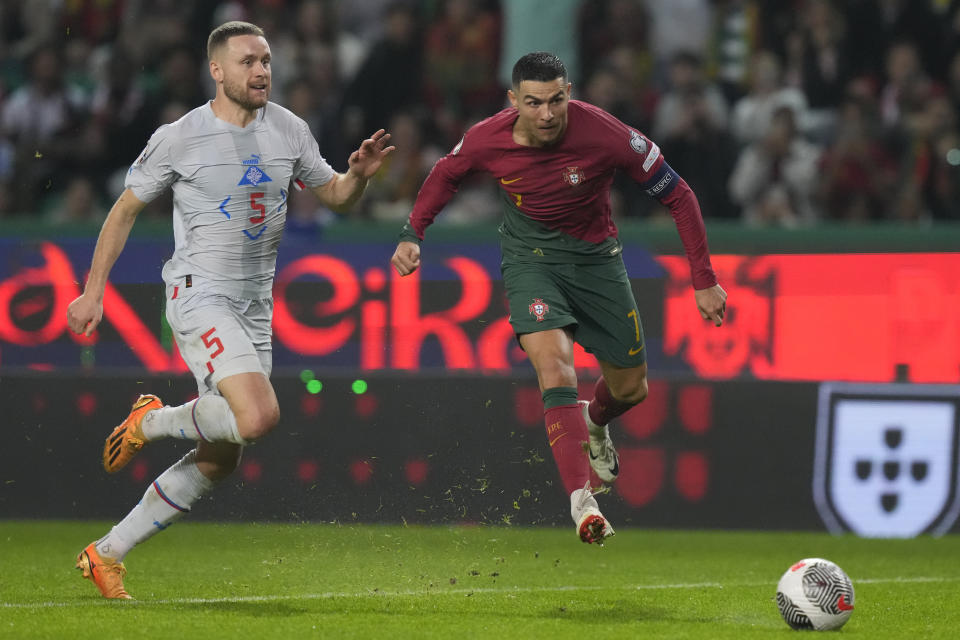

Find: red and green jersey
[400,100,717,289]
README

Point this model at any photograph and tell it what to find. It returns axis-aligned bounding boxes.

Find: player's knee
[196,447,242,481]
[538,359,577,389]
[629,378,649,405]
[236,403,280,441]
[613,376,648,406]
[204,456,240,481]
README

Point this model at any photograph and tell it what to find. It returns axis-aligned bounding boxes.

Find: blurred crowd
[1,0,960,228]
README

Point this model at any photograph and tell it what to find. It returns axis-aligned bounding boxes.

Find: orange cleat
[102,394,162,473]
[76,542,132,599]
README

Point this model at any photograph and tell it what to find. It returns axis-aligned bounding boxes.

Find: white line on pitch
[2,576,957,610]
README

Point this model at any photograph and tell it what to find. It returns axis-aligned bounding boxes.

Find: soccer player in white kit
[65,21,395,599]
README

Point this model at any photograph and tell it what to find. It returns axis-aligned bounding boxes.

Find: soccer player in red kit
[391,52,726,544]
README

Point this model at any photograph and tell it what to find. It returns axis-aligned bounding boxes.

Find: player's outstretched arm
[67,188,147,337]
[312,129,395,211]
[390,241,421,276]
[695,283,727,327]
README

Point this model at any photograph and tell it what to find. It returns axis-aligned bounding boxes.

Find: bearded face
[222,68,269,110]
[213,34,271,112]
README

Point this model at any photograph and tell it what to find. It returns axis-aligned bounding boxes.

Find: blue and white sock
[95,450,215,561]
[141,395,246,444]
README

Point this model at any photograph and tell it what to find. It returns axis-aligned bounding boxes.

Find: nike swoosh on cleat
[589,449,619,477]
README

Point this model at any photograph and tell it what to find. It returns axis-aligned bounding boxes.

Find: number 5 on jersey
[249,192,266,223]
[201,327,224,373]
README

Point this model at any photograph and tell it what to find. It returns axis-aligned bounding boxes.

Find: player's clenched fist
[67,294,103,336]
[391,241,421,276]
[695,284,727,327]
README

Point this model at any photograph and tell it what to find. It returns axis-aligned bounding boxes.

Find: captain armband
[642,162,680,200]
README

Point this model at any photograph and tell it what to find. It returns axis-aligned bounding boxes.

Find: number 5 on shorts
[201,327,224,373]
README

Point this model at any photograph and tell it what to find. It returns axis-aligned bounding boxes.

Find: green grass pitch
[1,521,958,639]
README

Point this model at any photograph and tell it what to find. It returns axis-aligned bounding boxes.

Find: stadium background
[1,0,959,537]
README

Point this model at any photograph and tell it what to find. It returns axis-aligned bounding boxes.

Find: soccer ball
[776,558,855,631]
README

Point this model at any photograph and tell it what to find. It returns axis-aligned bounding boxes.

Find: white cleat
[580,400,620,483]
[571,481,615,545]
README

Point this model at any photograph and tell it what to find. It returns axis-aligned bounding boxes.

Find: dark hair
[207,21,265,60]
[511,52,567,86]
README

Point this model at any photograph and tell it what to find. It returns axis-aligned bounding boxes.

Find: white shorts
[165,281,273,396]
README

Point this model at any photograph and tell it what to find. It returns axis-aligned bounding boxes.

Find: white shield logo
[814,382,960,537]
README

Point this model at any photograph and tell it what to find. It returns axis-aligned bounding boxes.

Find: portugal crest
[813,382,960,538]
[562,166,585,186]
[528,298,549,322]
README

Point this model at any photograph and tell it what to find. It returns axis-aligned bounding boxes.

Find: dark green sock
[541,386,578,409]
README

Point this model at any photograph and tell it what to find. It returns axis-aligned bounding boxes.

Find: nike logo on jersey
[629,345,644,356]
[500,176,523,185]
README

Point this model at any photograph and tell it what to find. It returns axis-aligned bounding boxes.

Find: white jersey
[126,101,335,298]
